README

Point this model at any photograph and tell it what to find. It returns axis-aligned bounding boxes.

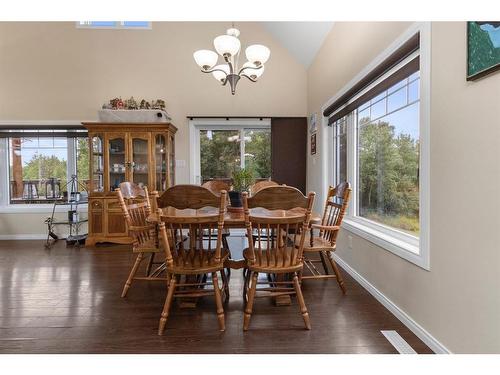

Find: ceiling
[261,22,334,68]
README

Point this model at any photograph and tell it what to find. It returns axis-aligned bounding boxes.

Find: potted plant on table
[228,167,254,211]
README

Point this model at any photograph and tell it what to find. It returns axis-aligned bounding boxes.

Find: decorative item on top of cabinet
[82,122,177,246]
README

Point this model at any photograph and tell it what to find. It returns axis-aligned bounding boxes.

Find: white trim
[334,253,451,354]
[0,234,47,240]
[0,138,8,206]
[321,22,431,270]
[0,204,88,214]
[0,124,90,211]
[343,220,426,267]
[0,120,85,126]
[188,118,271,184]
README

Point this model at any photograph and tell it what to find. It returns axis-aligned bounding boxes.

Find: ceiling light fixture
[193,26,270,95]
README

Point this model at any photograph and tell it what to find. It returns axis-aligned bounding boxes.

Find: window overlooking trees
[332,70,420,237]
[7,133,89,204]
[198,126,271,184]
[357,72,420,235]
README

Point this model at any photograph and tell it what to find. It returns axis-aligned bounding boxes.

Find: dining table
[146,206,322,306]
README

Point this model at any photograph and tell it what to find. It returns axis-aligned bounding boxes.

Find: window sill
[0,204,88,214]
[342,217,429,270]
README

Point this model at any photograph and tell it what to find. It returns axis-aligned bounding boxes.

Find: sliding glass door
[193,120,271,185]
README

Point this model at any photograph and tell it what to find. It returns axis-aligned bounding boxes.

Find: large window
[326,25,431,269]
[77,21,151,29]
[6,131,89,204]
[357,71,420,235]
[333,70,420,237]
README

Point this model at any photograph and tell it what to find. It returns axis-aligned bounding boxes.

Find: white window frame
[188,118,271,185]
[76,21,152,30]
[322,22,431,270]
[0,121,89,214]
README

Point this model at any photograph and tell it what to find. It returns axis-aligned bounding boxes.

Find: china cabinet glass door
[130,134,150,189]
[169,134,175,187]
[107,134,126,191]
[155,134,167,191]
[91,135,104,192]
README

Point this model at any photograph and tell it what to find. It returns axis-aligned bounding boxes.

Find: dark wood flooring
[0,238,433,354]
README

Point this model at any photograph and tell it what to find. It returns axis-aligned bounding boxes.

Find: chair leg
[243,272,258,331]
[327,251,346,294]
[293,273,311,330]
[145,252,155,276]
[222,235,231,281]
[121,252,144,298]
[242,267,250,303]
[212,272,225,332]
[319,251,330,275]
[220,267,230,303]
[158,276,177,335]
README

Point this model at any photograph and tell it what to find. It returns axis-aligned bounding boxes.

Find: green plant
[231,167,255,192]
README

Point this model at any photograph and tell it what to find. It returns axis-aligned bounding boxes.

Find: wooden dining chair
[242,186,315,331]
[249,179,279,195]
[118,182,163,273]
[202,179,231,195]
[299,182,351,294]
[201,180,232,283]
[156,185,229,335]
[116,185,167,298]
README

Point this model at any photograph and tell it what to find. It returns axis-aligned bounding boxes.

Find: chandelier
[193,27,270,95]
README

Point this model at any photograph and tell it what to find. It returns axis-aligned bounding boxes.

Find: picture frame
[467,21,500,81]
[311,133,316,155]
[309,113,317,134]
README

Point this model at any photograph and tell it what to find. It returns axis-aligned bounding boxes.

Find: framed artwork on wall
[309,113,317,134]
[311,133,316,155]
[467,21,500,80]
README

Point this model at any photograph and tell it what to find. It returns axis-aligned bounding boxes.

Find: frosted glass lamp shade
[214,35,241,57]
[193,50,218,70]
[212,64,230,82]
[242,62,264,79]
[245,44,270,66]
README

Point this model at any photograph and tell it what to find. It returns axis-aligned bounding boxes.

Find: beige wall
[307,22,500,353]
[0,21,307,236]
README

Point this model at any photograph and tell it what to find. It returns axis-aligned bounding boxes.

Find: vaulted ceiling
[261,22,334,68]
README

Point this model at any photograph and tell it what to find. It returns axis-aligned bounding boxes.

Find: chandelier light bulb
[193,50,218,70]
[245,44,270,66]
[212,64,229,82]
[214,35,241,57]
[242,62,265,79]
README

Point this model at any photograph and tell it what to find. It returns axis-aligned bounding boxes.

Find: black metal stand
[45,175,89,249]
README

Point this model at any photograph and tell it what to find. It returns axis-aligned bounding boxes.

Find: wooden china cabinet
[82,122,177,246]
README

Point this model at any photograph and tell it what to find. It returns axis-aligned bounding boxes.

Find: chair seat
[133,238,162,253]
[167,249,230,275]
[242,248,303,273]
[295,233,336,252]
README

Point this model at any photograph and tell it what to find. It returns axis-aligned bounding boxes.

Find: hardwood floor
[0,238,433,354]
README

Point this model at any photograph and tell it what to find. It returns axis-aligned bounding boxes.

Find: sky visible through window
[78,21,150,28]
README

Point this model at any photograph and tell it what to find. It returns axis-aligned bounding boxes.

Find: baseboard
[333,253,451,354]
[0,234,46,240]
